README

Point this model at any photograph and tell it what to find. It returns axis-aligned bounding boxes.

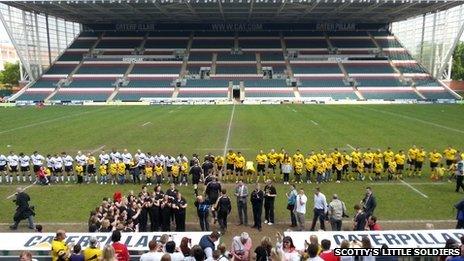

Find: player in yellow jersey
[225,150,236,182]
[444,146,458,179]
[145,163,154,186]
[267,149,279,181]
[413,147,426,177]
[325,155,334,182]
[383,147,395,174]
[373,161,383,181]
[234,152,246,182]
[394,150,406,179]
[293,160,303,184]
[429,149,442,181]
[154,163,164,185]
[317,149,327,161]
[255,150,268,183]
[387,160,397,181]
[278,148,286,176]
[315,158,327,184]
[171,163,180,185]
[214,155,225,179]
[350,148,362,173]
[87,153,97,184]
[245,160,256,182]
[363,148,374,180]
[356,161,365,181]
[117,162,126,184]
[75,164,84,184]
[180,160,189,186]
[407,145,419,174]
[292,149,304,164]
[435,164,446,181]
[305,152,316,184]
[51,230,69,261]
[98,164,107,185]
[108,161,117,185]
[334,156,344,183]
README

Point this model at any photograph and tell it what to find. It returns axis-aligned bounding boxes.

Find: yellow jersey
[145,166,153,177]
[181,161,189,174]
[343,154,352,165]
[282,156,292,165]
[226,153,236,165]
[357,162,364,173]
[109,163,117,175]
[374,162,383,173]
[154,165,163,176]
[99,165,107,176]
[416,150,426,162]
[278,152,285,163]
[292,153,304,163]
[429,152,442,163]
[335,158,344,171]
[44,168,51,176]
[383,150,395,163]
[267,152,279,165]
[351,151,362,164]
[363,152,374,164]
[316,162,327,174]
[83,247,102,261]
[75,165,84,174]
[256,153,268,165]
[373,153,383,164]
[245,161,255,172]
[388,161,397,171]
[117,162,126,174]
[325,157,334,167]
[172,165,180,177]
[317,152,327,161]
[331,151,342,161]
[305,157,315,171]
[87,156,96,165]
[215,156,225,167]
[443,148,457,161]
[408,148,419,160]
[235,155,246,168]
[294,161,303,174]
[395,153,406,165]
[51,239,68,261]
[437,167,445,177]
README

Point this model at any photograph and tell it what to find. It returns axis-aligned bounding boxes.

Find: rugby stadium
[1,0,464,259]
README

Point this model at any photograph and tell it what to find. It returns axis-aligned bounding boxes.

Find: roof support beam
[436,17,464,79]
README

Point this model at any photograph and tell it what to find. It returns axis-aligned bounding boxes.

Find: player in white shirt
[135,149,147,181]
[165,155,176,183]
[110,149,121,164]
[75,151,88,182]
[99,150,110,166]
[18,153,31,183]
[62,152,74,183]
[7,152,19,183]
[121,149,133,175]
[154,153,166,166]
[0,153,8,183]
[52,154,64,183]
[31,151,45,174]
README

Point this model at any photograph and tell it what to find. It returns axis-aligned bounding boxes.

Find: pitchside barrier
[284,229,464,250]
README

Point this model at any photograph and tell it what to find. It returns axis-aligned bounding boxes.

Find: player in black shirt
[213,188,231,233]
[251,183,264,231]
[264,179,277,225]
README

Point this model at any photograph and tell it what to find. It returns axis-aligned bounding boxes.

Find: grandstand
[1,1,463,103]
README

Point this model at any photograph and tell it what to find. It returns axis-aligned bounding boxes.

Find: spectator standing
[179,237,191,257]
[456,158,464,192]
[254,236,272,261]
[230,232,252,261]
[165,241,185,261]
[367,216,381,231]
[361,187,376,217]
[286,184,298,227]
[319,240,339,261]
[455,198,464,229]
[310,187,327,231]
[140,240,163,261]
[83,237,102,261]
[353,204,368,231]
[281,236,300,261]
[214,189,231,233]
[194,195,210,231]
[328,194,347,231]
[199,231,220,260]
[294,188,307,231]
[51,230,69,261]
[111,230,129,261]
[69,244,84,261]
[251,183,264,231]
[102,245,117,261]
[264,179,277,225]
[235,180,249,226]
[306,244,323,261]
[173,192,187,231]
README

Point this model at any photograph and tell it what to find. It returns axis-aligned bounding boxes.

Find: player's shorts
[414,161,423,169]
[166,166,172,172]
[364,163,373,169]
[383,162,389,169]
[226,164,234,171]
[139,165,146,171]
[87,165,95,174]
[351,162,358,169]
[125,164,131,170]
[54,167,63,173]
[20,166,30,172]
[407,159,416,166]
[267,163,276,170]
[343,165,349,172]
[397,164,404,170]
[0,165,6,171]
[430,162,438,169]
[235,167,243,173]
[65,166,73,172]
[331,165,336,172]
[257,164,266,172]
[217,165,223,171]
[33,165,41,173]
[192,175,200,185]
[446,160,455,166]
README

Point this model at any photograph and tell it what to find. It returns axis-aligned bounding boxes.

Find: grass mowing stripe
[400,180,429,198]
[0,107,109,135]
[364,106,464,134]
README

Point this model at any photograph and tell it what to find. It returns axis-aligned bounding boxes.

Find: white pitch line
[400,180,429,198]
[89,145,106,154]
[223,104,236,157]
[6,184,34,199]
[292,109,297,112]
[364,107,464,134]
[310,120,318,126]
[346,144,355,150]
[141,121,152,127]
[0,108,108,135]
[369,182,446,185]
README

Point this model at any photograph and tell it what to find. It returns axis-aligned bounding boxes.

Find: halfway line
[223,104,236,157]
[89,145,106,154]
[141,121,152,127]
[346,144,355,150]
[310,120,318,126]
[6,184,34,199]
[400,180,429,198]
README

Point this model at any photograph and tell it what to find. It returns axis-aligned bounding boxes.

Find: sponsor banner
[284,230,464,250]
[0,232,212,251]
[83,23,387,32]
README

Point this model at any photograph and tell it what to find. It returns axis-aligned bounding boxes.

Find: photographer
[10,187,35,230]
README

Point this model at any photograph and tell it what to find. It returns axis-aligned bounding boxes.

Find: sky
[0,21,10,43]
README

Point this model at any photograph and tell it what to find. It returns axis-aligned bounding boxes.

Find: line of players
[0,145,462,185]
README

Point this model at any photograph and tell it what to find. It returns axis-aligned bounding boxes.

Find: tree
[451,42,464,81]
[0,62,20,88]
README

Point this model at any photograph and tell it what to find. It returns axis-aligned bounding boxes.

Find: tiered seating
[283,31,324,37]
[215,64,258,75]
[16,89,53,101]
[299,88,358,100]
[245,88,294,98]
[355,77,408,87]
[376,38,403,48]
[67,78,116,88]
[178,79,229,99]
[344,62,395,74]
[395,63,427,74]
[95,39,142,49]
[299,78,346,87]
[261,63,287,74]
[76,64,128,75]
[50,90,112,101]
[186,64,210,75]
[115,89,174,101]
[217,52,255,61]
[291,63,341,75]
[260,52,284,61]
[360,89,420,100]
[30,78,61,88]
[150,31,191,37]
[191,39,234,49]
[58,51,85,61]
[244,79,287,87]
[184,79,229,87]
[419,89,457,100]
[145,39,188,49]
[239,39,281,49]
[69,39,96,49]
[130,63,181,75]
[285,39,328,49]
[384,51,414,60]
[188,52,212,61]
[46,64,76,75]
[331,39,376,49]
[127,78,173,88]
[327,31,369,37]
[414,77,441,87]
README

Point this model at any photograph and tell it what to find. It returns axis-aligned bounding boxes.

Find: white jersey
[177,155,188,164]
[99,154,110,165]
[154,154,166,166]
[7,155,19,166]
[166,157,176,167]
[137,153,147,165]
[46,157,54,168]
[19,155,30,167]
[122,153,132,164]
[110,152,121,163]
[63,155,74,167]
[53,156,63,169]
[147,155,155,165]
[0,154,6,166]
[75,154,88,166]
[31,154,45,166]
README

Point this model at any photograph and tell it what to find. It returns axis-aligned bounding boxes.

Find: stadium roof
[1,0,463,24]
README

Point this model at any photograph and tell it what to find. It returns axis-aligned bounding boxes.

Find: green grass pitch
[1,104,464,229]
